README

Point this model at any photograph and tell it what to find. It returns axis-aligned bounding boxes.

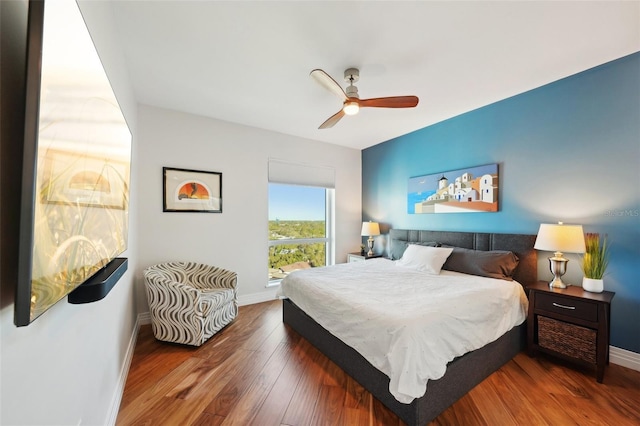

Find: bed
[279,229,537,425]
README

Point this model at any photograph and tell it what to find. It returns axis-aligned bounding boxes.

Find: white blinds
[268,158,335,188]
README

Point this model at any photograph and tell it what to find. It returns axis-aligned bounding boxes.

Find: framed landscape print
[163,167,222,213]
[408,163,499,214]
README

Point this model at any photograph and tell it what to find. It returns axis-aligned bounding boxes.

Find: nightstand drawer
[535,293,598,322]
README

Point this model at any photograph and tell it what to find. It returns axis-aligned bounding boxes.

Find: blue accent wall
[362,53,640,353]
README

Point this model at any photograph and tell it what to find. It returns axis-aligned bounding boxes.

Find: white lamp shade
[534,223,586,253]
[361,221,380,237]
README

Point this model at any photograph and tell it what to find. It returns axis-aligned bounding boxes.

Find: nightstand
[526,281,615,383]
[347,252,383,263]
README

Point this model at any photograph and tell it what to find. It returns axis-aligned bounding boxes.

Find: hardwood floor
[117,300,640,425]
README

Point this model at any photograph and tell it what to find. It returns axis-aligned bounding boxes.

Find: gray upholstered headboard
[389,229,538,286]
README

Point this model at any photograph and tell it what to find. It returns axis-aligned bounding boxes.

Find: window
[268,183,334,284]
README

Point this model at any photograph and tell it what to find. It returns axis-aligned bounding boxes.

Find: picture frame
[163,167,222,213]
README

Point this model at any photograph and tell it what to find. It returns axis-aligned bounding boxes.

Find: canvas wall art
[408,163,499,214]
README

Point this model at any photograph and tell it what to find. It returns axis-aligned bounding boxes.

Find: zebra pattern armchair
[143,262,237,346]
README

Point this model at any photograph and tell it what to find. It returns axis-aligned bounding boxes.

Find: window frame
[267,185,334,287]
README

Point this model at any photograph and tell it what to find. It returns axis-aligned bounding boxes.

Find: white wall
[136,105,362,308]
[0,1,139,424]
[1,3,360,423]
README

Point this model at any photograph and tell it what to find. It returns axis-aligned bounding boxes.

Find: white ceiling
[108,1,640,150]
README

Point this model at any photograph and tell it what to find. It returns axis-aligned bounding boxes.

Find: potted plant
[581,233,609,293]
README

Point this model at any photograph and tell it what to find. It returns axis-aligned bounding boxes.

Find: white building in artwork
[417,169,498,212]
[480,174,496,202]
[428,176,454,203]
[454,188,480,202]
[428,173,478,203]
[438,175,448,190]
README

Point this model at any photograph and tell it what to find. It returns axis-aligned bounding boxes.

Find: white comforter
[277,258,528,404]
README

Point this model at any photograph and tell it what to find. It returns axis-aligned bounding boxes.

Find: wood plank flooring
[117,300,640,425]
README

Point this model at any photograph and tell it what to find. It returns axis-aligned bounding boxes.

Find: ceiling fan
[310,68,419,129]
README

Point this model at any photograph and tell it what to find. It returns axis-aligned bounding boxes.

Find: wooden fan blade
[359,96,419,108]
[310,69,347,101]
[319,109,345,129]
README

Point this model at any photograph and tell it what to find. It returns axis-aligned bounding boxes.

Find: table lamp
[361,221,380,256]
[534,222,586,288]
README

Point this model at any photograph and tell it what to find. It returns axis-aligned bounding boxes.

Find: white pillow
[395,244,454,274]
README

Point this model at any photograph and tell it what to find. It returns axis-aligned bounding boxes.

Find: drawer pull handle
[552,302,576,310]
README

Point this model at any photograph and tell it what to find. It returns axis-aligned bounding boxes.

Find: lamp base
[549,276,568,289]
[367,236,375,257]
[547,255,570,289]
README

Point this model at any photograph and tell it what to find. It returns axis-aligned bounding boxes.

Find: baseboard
[105,314,143,426]
[138,311,151,325]
[237,288,279,306]
[610,346,640,372]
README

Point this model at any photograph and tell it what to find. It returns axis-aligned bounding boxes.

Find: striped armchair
[143,262,237,346]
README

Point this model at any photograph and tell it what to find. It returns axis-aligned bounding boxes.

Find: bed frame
[282,229,537,425]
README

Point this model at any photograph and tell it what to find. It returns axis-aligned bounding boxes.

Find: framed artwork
[408,163,499,214]
[41,150,129,209]
[163,167,222,213]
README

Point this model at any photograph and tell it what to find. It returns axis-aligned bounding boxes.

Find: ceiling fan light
[343,101,359,115]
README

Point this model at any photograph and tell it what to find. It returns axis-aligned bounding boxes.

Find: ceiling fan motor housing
[344,68,360,98]
[346,85,359,98]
